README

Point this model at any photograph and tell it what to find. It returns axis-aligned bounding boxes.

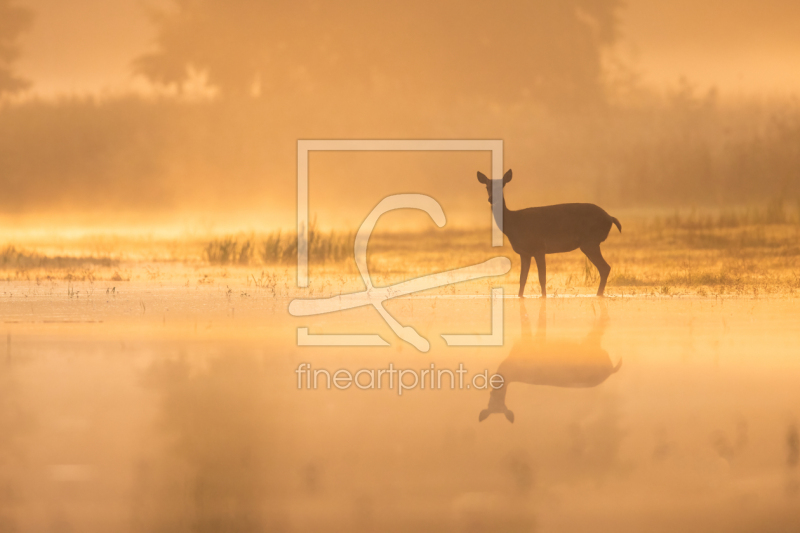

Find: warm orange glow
[2,2,800,531]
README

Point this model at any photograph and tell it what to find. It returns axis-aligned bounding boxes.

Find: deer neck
[487,383,508,409]
[491,197,513,235]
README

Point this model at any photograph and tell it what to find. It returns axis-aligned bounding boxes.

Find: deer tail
[610,216,622,233]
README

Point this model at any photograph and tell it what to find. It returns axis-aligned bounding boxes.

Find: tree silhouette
[0,0,33,95]
[135,0,621,108]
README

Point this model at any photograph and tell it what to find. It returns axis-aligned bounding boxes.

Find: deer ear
[478,409,491,422]
[504,410,515,423]
[502,169,512,185]
[477,172,489,184]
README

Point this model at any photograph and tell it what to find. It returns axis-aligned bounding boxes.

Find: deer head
[477,169,512,204]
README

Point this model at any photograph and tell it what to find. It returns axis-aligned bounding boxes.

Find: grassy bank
[1,205,799,297]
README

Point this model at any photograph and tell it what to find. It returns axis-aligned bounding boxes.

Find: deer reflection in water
[480,300,622,423]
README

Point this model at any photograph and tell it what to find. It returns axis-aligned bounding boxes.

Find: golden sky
[623,0,800,96]
[15,0,800,97]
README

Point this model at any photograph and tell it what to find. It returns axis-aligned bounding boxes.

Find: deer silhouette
[477,169,621,297]
[479,299,621,423]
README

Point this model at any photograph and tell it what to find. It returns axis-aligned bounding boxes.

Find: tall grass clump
[204,225,352,265]
[0,245,115,269]
[654,200,799,231]
[204,236,255,265]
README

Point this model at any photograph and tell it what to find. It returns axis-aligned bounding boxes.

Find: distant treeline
[0,91,798,216]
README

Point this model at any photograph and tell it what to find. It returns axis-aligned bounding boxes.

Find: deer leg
[533,253,547,298]
[519,255,531,298]
[580,244,611,296]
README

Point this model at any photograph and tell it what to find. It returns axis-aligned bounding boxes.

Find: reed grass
[204,224,353,265]
[0,245,116,269]
[1,204,798,295]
